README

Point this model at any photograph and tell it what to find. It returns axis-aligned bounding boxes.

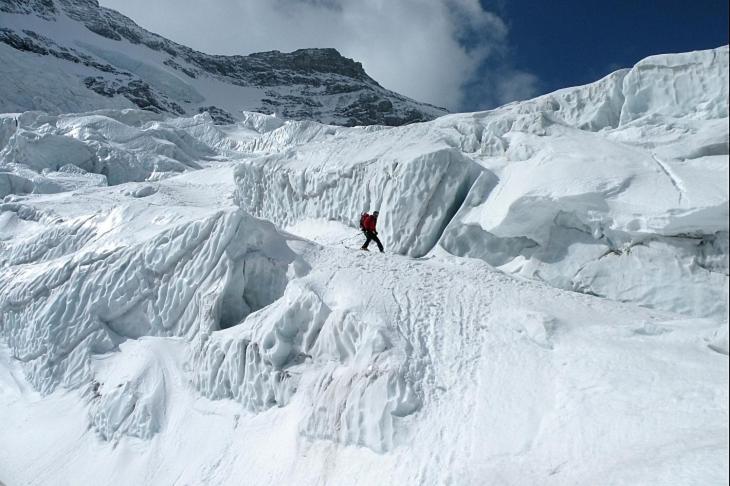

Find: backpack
[359,212,368,230]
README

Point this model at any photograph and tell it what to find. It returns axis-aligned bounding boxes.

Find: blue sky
[102,0,728,112]
[474,0,730,108]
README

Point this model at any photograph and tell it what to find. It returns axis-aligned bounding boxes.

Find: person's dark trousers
[361,230,384,252]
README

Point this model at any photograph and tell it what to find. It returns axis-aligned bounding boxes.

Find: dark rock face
[244,48,369,82]
[197,106,236,125]
[0,0,57,19]
[83,76,117,97]
[0,28,121,73]
[0,28,50,55]
[0,0,448,126]
[83,77,186,114]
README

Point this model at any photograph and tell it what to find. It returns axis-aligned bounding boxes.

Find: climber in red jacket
[359,210,384,252]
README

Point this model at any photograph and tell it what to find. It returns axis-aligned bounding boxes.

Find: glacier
[232,46,729,321]
[0,46,728,485]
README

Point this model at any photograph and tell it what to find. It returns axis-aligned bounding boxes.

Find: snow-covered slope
[1,175,727,485]
[231,46,729,321]
[0,0,446,125]
[0,45,728,485]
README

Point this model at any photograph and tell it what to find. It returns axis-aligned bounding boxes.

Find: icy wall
[233,46,729,320]
[0,206,297,393]
[0,111,243,195]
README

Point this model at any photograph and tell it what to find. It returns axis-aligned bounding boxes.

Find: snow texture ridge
[194,275,420,453]
[0,204,298,394]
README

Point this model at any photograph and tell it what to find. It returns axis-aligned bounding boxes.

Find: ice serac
[437,47,729,321]
[0,204,297,397]
[0,0,447,125]
[0,110,233,196]
[194,274,420,453]
[233,46,728,320]
[503,68,629,131]
[234,120,483,257]
[620,47,729,124]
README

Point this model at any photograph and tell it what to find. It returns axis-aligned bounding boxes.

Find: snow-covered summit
[0,0,447,125]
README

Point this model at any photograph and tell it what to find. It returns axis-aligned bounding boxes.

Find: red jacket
[362,214,378,232]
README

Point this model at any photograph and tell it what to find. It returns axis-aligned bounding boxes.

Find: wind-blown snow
[0,45,728,485]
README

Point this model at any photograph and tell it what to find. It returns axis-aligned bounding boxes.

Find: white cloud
[99,0,538,111]
[495,70,541,105]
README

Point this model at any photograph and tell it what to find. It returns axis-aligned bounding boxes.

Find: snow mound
[0,204,298,394]
[89,342,168,441]
[0,110,235,196]
[195,277,419,452]
[707,322,729,355]
[240,111,286,133]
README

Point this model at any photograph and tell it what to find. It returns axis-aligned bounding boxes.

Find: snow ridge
[0,207,297,393]
[0,110,231,196]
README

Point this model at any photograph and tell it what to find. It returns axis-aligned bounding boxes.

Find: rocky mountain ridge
[0,0,447,125]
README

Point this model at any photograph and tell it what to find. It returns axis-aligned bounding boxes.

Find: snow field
[0,45,727,485]
[1,235,726,484]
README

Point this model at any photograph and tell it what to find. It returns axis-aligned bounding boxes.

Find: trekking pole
[337,232,361,246]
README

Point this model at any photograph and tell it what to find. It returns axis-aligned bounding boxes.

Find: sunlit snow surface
[0,46,728,485]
